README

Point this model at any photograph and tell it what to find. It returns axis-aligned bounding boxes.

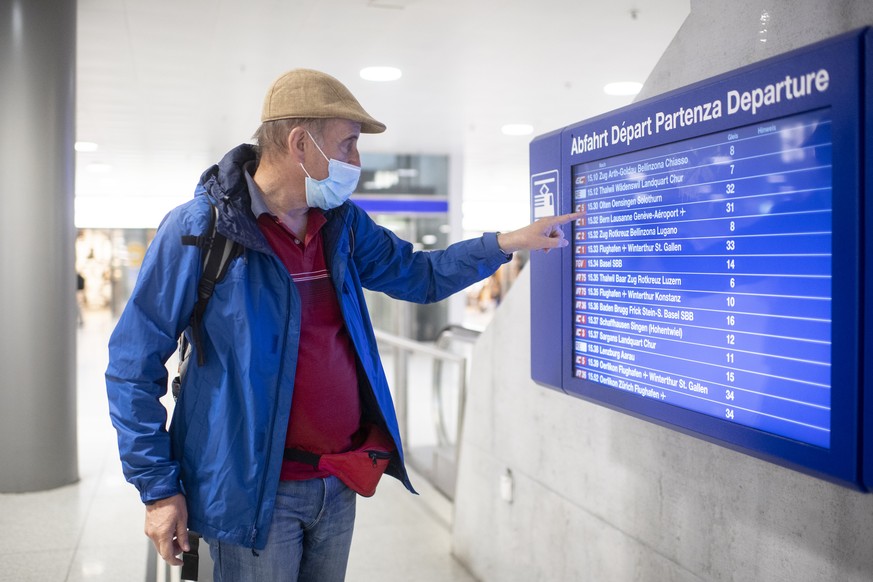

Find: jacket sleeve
[349,204,511,303]
[105,202,203,503]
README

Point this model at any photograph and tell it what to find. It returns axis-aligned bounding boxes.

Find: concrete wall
[452,2,873,580]
[639,0,873,101]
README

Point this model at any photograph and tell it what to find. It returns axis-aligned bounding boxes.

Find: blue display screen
[571,108,833,448]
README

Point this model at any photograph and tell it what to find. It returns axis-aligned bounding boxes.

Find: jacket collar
[197,144,272,253]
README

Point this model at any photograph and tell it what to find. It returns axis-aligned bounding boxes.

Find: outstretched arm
[497,211,585,254]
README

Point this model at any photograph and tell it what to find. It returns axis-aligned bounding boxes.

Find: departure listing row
[571,108,833,449]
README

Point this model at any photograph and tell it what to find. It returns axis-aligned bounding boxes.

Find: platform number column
[724,143,737,421]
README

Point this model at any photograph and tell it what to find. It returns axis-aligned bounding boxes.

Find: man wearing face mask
[106,69,581,582]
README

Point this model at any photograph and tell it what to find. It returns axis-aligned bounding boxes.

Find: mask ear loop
[300,130,329,179]
[305,130,330,162]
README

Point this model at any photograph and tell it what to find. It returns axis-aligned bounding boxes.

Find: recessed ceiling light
[360,66,402,82]
[75,141,99,152]
[603,82,643,96]
[501,124,534,136]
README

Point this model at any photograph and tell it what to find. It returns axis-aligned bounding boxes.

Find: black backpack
[171,201,243,400]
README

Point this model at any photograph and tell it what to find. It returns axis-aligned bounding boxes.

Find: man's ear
[286,127,308,162]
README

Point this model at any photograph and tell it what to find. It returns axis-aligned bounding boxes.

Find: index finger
[545,210,586,226]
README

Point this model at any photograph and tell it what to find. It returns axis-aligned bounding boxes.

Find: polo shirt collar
[243,160,327,236]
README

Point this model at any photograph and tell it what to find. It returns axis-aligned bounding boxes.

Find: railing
[431,325,480,447]
[375,324,480,498]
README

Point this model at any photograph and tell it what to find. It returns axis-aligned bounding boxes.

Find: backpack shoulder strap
[181,202,243,366]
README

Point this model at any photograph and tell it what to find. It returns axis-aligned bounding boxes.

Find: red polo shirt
[257,210,361,481]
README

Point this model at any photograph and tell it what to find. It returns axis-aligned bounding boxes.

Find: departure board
[571,109,833,448]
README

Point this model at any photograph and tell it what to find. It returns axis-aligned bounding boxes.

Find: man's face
[306,118,361,179]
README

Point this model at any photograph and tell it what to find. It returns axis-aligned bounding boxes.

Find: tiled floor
[0,309,477,582]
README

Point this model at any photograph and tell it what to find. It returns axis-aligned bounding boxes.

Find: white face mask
[299,131,361,210]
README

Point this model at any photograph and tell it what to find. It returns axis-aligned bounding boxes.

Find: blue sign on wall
[354,196,448,215]
[530,28,870,490]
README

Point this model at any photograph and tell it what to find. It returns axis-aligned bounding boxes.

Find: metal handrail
[434,324,482,344]
[432,326,480,446]
[374,328,468,363]
[373,328,470,454]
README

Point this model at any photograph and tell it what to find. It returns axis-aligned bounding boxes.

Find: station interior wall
[451,2,873,581]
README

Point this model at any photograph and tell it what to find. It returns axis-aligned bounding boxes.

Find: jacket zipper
[367,450,392,467]
[250,260,294,550]
[338,273,413,487]
[332,208,414,492]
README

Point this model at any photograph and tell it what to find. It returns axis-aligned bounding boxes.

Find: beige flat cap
[261,68,386,133]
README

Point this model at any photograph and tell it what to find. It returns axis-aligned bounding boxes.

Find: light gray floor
[0,309,477,582]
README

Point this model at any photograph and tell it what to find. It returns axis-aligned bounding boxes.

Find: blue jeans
[206,476,357,582]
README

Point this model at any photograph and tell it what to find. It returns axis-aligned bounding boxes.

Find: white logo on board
[530,170,558,220]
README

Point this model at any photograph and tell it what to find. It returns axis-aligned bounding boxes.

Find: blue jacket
[106,144,509,549]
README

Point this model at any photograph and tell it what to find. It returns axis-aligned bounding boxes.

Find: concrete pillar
[0,0,78,492]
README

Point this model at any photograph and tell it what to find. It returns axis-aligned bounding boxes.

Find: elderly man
[106,68,579,581]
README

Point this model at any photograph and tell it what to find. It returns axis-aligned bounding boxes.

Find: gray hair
[252,118,326,161]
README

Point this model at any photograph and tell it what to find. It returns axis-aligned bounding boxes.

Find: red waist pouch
[284,424,396,497]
